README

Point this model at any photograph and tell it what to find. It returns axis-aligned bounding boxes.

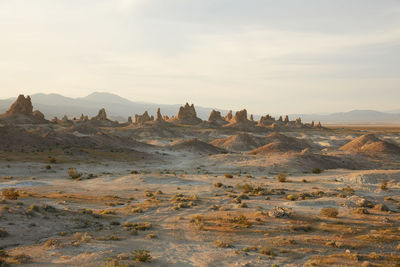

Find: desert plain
[0,95,399,266]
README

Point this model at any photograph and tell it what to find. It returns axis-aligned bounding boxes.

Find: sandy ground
[1,126,400,266]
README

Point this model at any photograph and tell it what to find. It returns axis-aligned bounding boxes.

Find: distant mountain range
[0,92,399,124]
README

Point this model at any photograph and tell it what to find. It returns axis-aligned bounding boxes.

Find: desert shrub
[312,168,322,174]
[224,173,233,178]
[45,165,51,170]
[67,168,81,179]
[132,249,152,262]
[236,183,253,193]
[73,232,91,243]
[320,207,338,218]
[190,215,205,230]
[123,222,151,231]
[2,188,19,200]
[277,173,287,182]
[13,254,32,264]
[380,181,388,190]
[213,240,233,248]
[228,215,252,227]
[145,233,157,239]
[49,157,56,163]
[354,208,369,215]
[214,182,223,188]
[260,247,276,256]
[286,194,296,201]
[0,227,9,238]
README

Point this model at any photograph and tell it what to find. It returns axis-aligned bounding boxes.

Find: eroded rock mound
[173,103,202,124]
[169,139,226,154]
[6,95,33,115]
[250,132,317,154]
[231,109,249,124]
[340,134,400,154]
[91,108,108,120]
[32,110,45,120]
[210,133,267,151]
[208,110,227,125]
[225,110,233,122]
[134,111,153,124]
[156,108,164,122]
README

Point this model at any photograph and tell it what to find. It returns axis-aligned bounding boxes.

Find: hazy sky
[1,0,400,114]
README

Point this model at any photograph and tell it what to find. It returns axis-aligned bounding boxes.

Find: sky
[0,0,400,114]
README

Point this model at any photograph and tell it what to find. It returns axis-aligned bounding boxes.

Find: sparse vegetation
[2,188,19,200]
[67,168,81,179]
[131,249,152,262]
[224,173,233,178]
[214,240,233,248]
[277,173,287,182]
[321,207,339,218]
[312,168,322,174]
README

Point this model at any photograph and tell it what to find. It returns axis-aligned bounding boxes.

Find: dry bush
[312,168,322,174]
[190,215,205,230]
[0,227,9,238]
[259,247,276,256]
[13,254,32,264]
[132,249,152,262]
[224,173,233,178]
[277,173,287,182]
[214,240,233,248]
[320,207,338,218]
[2,188,19,200]
[67,168,81,179]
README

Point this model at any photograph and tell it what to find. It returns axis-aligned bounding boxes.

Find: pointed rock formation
[127,116,132,124]
[92,108,108,120]
[250,114,254,121]
[208,110,227,125]
[284,115,289,123]
[258,114,275,126]
[225,110,233,121]
[80,114,88,121]
[134,111,153,124]
[231,109,249,124]
[156,108,164,122]
[173,103,202,124]
[6,95,33,115]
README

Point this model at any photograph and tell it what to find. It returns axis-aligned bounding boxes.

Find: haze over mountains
[0,92,399,124]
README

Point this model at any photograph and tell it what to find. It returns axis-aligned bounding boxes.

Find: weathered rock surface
[208,110,227,125]
[32,110,45,120]
[6,95,33,115]
[173,103,202,124]
[134,111,153,124]
[92,108,108,120]
[225,110,233,121]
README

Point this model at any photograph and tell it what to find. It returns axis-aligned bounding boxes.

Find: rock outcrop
[225,110,233,121]
[80,114,88,121]
[92,108,108,120]
[231,109,249,124]
[134,111,153,124]
[208,110,227,125]
[6,95,33,115]
[127,116,132,124]
[156,108,164,122]
[32,110,45,120]
[258,114,275,126]
[173,103,202,124]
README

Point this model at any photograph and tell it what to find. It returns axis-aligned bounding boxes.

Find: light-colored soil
[0,124,400,266]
